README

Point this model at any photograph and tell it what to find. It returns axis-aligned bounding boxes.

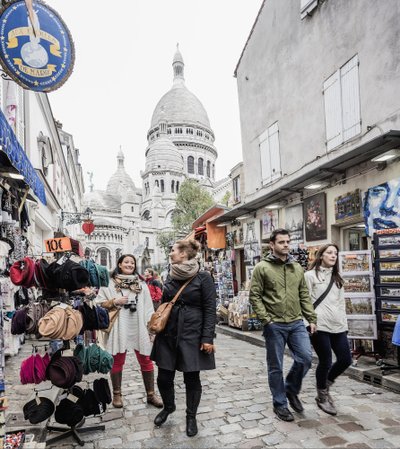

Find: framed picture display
[380,311,400,323]
[339,250,372,275]
[378,286,400,297]
[378,248,400,259]
[347,316,377,340]
[376,234,400,247]
[304,192,327,241]
[379,274,400,284]
[343,274,373,294]
[380,299,400,311]
[345,295,375,315]
[378,261,400,272]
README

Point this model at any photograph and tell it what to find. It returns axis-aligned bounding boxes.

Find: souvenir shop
[1,234,117,447]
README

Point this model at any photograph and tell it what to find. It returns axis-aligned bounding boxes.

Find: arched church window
[98,247,110,268]
[207,160,211,177]
[187,156,194,174]
[116,248,122,264]
[155,180,159,187]
[171,180,175,193]
[176,181,180,192]
[167,128,171,134]
[160,179,164,193]
[212,164,215,179]
[142,210,151,221]
[198,158,204,175]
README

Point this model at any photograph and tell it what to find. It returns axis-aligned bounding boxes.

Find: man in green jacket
[249,228,317,422]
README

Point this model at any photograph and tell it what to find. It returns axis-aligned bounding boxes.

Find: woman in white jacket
[305,244,352,415]
[96,254,162,409]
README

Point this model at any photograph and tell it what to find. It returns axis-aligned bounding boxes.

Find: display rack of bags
[8,248,112,446]
[373,231,400,374]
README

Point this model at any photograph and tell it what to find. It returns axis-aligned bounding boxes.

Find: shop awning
[0,108,46,205]
[214,130,400,223]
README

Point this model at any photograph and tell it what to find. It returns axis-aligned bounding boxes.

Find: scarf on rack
[113,274,141,292]
[170,259,199,280]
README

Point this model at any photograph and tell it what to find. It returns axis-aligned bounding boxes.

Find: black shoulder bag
[307,275,335,336]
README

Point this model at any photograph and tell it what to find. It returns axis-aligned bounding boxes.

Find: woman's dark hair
[111,254,138,278]
[308,243,343,288]
[145,268,154,276]
[174,239,200,260]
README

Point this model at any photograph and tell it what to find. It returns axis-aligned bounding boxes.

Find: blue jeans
[263,320,313,408]
[310,330,352,389]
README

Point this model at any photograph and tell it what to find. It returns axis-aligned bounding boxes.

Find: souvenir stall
[373,230,400,374]
[338,249,378,364]
[7,238,113,446]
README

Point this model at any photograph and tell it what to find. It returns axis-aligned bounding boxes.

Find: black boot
[186,389,202,437]
[154,386,175,426]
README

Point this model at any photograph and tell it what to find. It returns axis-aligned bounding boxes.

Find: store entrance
[339,223,369,251]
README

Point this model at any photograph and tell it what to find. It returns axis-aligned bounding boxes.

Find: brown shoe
[110,371,123,408]
[142,371,163,408]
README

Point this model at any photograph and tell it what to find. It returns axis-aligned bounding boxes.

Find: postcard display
[213,250,235,307]
[339,250,378,362]
[373,232,400,369]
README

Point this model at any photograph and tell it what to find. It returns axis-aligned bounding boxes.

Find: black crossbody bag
[307,275,335,335]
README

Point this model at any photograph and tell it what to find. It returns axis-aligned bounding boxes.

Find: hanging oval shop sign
[0,0,75,92]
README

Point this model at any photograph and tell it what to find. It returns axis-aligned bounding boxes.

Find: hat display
[95,306,110,330]
[74,344,113,375]
[46,352,83,389]
[38,306,83,340]
[54,396,84,427]
[45,259,89,291]
[11,308,28,335]
[26,302,50,335]
[93,378,112,406]
[10,257,36,287]
[23,396,55,424]
[20,353,50,384]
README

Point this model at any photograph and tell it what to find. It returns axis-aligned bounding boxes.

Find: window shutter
[341,55,361,141]
[259,129,271,184]
[268,123,281,181]
[324,70,343,151]
[301,0,318,19]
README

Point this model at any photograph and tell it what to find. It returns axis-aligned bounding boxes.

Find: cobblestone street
[5,332,400,448]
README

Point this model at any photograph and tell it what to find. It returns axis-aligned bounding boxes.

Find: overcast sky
[47,1,262,191]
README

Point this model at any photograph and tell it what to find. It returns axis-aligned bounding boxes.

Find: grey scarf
[170,259,199,280]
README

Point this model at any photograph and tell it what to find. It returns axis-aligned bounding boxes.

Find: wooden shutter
[341,55,361,141]
[324,70,343,151]
[268,122,281,181]
[259,129,271,184]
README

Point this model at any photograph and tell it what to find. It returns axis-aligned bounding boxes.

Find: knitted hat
[11,308,28,335]
[54,397,84,427]
[10,257,35,287]
[93,378,112,406]
[46,353,83,388]
[23,396,55,424]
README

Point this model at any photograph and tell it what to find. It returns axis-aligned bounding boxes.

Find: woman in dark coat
[151,239,216,437]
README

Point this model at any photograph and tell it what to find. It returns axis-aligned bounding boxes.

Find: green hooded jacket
[249,254,317,326]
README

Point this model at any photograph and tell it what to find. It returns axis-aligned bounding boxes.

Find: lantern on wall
[82,219,95,235]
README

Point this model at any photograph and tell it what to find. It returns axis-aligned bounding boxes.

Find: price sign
[44,237,72,253]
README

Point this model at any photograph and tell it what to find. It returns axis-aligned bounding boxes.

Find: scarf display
[113,274,141,292]
[170,259,199,280]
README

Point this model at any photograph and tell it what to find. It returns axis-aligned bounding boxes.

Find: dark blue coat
[150,270,216,372]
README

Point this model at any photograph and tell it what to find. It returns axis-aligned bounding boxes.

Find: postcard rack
[373,231,400,374]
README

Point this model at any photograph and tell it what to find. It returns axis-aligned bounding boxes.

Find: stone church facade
[82,47,230,271]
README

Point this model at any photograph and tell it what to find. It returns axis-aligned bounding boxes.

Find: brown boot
[316,388,337,415]
[110,371,123,408]
[142,371,163,408]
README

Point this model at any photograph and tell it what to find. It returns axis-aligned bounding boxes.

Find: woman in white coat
[96,254,162,409]
[305,244,352,416]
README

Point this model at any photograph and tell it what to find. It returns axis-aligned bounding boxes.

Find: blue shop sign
[0,0,74,92]
[0,108,46,205]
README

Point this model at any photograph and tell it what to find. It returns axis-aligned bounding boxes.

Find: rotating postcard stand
[44,247,105,446]
[373,231,400,375]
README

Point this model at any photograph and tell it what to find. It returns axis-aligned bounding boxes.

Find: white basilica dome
[145,136,184,172]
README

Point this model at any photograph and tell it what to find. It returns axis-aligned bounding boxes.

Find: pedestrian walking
[249,228,317,422]
[96,254,163,409]
[304,243,352,415]
[150,239,216,437]
[144,268,163,310]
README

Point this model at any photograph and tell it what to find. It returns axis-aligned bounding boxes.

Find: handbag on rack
[147,276,195,335]
[103,308,120,335]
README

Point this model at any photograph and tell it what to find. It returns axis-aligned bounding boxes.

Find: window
[212,164,215,179]
[187,156,194,173]
[174,128,182,134]
[167,128,171,134]
[324,55,361,151]
[198,158,204,175]
[206,160,211,177]
[259,122,281,185]
[233,176,241,203]
[160,179,164,192]
[176,181,180,192]
[186,128,193,135]
[155,179,159,187]
[196,130,203,137]
[131,206,134,212]
[171,180,175,193]
[142,210,151,221]
[301,0,318,19]
[98,248,110,267]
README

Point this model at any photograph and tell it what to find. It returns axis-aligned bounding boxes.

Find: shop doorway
[340,223,368,251]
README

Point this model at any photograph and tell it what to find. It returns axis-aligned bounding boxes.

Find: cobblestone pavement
[5,333,400,448]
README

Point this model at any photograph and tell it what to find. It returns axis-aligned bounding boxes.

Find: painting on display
[262,210,279,240]
[379,261,400,271]
[284,204,304,246]
[363,178,400,237]
[378,287,400,297]
[347,316,377,340]
[243,220,261,265]
[304,193,327,241]
[334,189,362,222]
[338,251,372,275]
[380,300,400,310]
[378,249,400,259]
[343,274,373,294]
